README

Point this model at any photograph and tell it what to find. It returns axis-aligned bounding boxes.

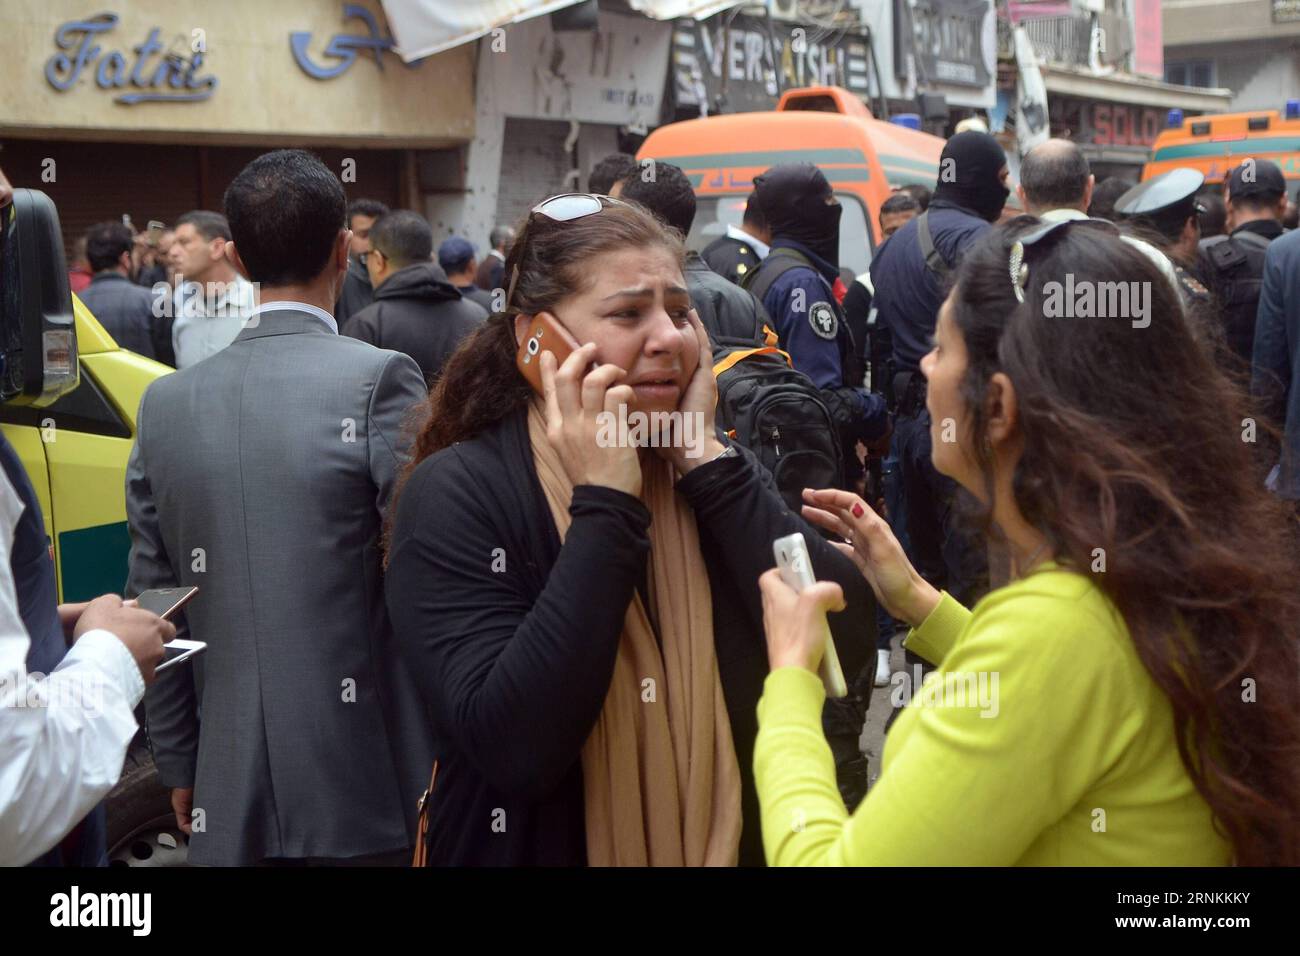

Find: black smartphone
[133,586,199,620]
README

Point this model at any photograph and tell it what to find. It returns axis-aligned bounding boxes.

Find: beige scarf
[526,400,742,866]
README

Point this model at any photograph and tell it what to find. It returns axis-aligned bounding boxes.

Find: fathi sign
[44,13,217,104]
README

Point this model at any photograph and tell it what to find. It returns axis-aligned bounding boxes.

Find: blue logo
[44,13,217,104]
[291,3,422,80]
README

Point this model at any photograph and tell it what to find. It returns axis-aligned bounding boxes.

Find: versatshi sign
[44,13,217,104]
[672,13,874,113]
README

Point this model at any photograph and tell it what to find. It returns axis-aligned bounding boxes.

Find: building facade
[0,0,475,253]
[1163,0,1300,112]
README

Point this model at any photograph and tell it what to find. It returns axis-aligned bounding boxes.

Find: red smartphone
[516,313,583,396]
[133,586,199,621]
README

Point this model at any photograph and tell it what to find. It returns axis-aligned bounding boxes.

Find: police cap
[1115,168,1206,239]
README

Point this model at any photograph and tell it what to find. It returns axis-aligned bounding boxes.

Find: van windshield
[688,193,874,277]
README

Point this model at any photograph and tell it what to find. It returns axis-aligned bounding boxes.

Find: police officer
[741,163,889,810]
[701,190,771,286]
[1114,168,1214,311]
[744,164,889,475]
[1198,159,1289,367]
[867,132,1007,612]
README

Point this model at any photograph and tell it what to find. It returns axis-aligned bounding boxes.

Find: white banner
[383,0,739,61]
[1014,25,1050,155]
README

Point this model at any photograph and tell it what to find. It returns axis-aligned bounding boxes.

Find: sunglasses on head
[1008,217,1117,303]
[504,193,632,313]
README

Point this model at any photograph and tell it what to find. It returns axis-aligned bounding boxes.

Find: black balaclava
[753,163,842,268]
[932,131,1009,223]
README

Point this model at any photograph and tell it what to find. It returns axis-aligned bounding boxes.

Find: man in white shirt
[1016,138,1181,292]
[168,211,258,368]
[0,466,172,866]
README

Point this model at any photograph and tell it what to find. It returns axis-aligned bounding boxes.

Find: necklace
[1015,539,1051,578]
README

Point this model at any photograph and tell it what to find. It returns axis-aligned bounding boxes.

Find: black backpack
[706,250,841,511]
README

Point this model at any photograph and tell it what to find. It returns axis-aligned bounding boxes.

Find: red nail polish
[851,502,865,518]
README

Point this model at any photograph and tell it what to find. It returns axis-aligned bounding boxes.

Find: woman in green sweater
[754,218,1300,866]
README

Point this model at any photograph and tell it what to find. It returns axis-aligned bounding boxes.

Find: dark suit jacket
[1253,228,1300,498]
[126,307,434,865]
[78,272,163,362]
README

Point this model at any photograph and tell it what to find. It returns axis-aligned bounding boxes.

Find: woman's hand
[800,487,941,629]
[541,342,643,497]
[658,309,725,475]
[759,568,845,673]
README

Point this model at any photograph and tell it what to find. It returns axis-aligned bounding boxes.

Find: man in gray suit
[126,149,433,866]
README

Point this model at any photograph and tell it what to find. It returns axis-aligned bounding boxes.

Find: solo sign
[1090,104,1164,147]
[44,13,217,104]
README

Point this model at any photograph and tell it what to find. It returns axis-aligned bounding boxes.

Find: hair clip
[1009,241,1029,304]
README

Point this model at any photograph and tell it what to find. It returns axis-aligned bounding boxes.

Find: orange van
[637,86,945,277]
[1143,106,1300,199]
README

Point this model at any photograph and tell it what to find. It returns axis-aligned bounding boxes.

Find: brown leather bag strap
[410,760,439,867]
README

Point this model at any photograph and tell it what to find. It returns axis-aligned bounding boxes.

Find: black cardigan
[385,406,875,865]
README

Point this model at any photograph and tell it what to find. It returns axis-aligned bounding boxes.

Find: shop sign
[1088,103,1165,147]
[907,0,993,89]
[44,13,217,104]
[291,3,422,80]
[672,13,873,113]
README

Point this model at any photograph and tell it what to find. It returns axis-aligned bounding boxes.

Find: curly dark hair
[949,217,1300,865]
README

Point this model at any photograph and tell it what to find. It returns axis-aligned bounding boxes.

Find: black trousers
[824,695,870,812]
[893,408,989,608]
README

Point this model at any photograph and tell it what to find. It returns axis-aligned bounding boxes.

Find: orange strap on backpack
[712,345,793,378]
[410,760,439,867]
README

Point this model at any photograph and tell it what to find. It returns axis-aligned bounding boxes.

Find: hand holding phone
[773,533,849,697]
[516,313,582,396]
[72,594,175,685]
[524,319,642,497]
[132,588,205,675]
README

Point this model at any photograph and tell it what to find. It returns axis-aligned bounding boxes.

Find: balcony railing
[1001,12,1133,70]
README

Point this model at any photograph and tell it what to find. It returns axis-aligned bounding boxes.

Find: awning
[382,0,743,62]
[1041,65,1232,112]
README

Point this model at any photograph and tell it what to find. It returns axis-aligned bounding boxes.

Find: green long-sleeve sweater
[754,565,1232,866]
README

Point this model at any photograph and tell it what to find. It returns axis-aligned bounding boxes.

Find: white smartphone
[155,639,206,675]
[773,532,849,698]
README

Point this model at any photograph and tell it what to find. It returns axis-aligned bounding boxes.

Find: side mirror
[0,189,79,405]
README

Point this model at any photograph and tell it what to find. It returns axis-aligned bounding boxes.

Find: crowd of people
[3,127,1300,868]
